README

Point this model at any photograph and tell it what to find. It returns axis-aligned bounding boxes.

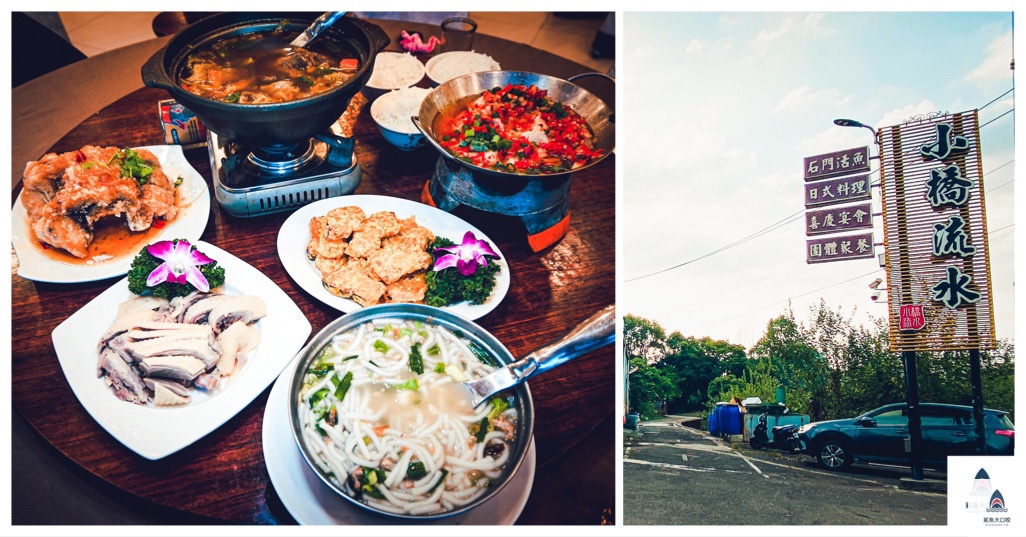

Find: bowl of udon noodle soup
[142,12,389,146]
[288,303,534,520]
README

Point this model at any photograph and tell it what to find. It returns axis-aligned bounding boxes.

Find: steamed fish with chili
[436,83,603,174]
[178,29,360,104]
[21,146,179,258]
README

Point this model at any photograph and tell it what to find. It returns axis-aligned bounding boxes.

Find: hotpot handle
[141,47,176,91]
[568,72,616,85]
[510,304,616,381]
[411,115,457,162]
[349,16,391,54]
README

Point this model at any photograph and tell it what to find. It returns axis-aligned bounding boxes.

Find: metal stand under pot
[208,122,361,217]
[421,157,573,252]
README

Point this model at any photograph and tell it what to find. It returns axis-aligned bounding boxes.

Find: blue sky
[620,11,1016,349]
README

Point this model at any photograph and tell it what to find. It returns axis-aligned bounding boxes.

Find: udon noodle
[296,317,518,515]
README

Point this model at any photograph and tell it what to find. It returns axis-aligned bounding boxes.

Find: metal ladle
[289,11,347,48]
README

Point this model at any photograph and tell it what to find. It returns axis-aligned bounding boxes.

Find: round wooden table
[10,16,615,525]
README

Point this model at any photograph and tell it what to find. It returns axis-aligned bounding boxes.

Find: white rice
[371,87,432,134]
[367,52,426,89]
[426,51,501,84]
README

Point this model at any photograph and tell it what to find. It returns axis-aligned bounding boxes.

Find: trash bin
[625,413,640,430]
[709,402,728,436]
[721,404,743,436]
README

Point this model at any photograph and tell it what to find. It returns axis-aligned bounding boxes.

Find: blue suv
[797,403,1014,471]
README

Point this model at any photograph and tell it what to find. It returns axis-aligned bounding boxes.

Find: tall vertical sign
[877,110,995,351]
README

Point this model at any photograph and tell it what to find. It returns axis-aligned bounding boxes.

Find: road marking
[733,450,767,477]
[624,458,751,475]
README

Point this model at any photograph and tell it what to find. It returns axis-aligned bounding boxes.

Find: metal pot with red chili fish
[178,23,361,104]
[434,83,603,174]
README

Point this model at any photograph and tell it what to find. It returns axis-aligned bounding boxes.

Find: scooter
[749,412,801,453]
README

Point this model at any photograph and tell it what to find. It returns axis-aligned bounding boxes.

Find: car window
[920,412,960,426]
[872,409,907,426]
[985,413,1015,430]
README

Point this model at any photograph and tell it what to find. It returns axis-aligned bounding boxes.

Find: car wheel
[816,439,852,470]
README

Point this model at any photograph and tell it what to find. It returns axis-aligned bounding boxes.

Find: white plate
[277,195,510,321]
[12,145,211,283]
[51,241,311,460]
[262,354,536,525]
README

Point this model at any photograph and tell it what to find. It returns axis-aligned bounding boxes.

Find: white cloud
[748,13,837,63]
[685,38,707,54]
[965,32,1013,86]
[772,85,855,114]
[876,100,939,129]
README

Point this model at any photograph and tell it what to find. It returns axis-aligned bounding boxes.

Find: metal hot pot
[413,70,616,178]
[412,70,615,251]
[141,12,389,147]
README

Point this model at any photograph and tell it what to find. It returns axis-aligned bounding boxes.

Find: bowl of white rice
[370,86,433,151]
[425,51,501,86]
[362,52,426,101]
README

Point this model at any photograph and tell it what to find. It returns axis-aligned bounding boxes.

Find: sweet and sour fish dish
[21,146,179,258]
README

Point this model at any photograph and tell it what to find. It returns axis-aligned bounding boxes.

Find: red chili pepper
[151,219,166,228]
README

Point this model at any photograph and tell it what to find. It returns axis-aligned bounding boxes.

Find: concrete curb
[898,477,946,493]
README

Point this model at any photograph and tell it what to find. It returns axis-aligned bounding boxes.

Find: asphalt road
[624,416,947,526]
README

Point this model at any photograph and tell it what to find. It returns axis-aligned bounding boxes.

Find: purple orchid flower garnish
[433,231,500,276]
[145,240,214,292]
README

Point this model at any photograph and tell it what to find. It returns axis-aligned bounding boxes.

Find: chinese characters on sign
[878,110,995,351]
[803,146,874,264]
[899,304,926,331]
[805,202,873,235]
[804,174,871,208]
[804,146,871,181]
[806,232,875,264]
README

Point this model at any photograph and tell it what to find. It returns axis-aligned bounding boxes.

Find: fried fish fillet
[347,211,403,258]
[21,146,178,258]
[321,259,386,306]
[386,273,428,303]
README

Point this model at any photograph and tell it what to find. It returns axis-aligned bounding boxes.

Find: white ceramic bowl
[370,87,432,151]
[361,52,426,101]
[425,51,501,86]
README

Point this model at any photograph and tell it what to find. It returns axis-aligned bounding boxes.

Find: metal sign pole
[969,348,987,454]
[901,350,924,480]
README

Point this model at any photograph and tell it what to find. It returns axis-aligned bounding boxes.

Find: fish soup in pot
[142,12,389,146]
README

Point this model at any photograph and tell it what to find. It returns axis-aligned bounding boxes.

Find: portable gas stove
[421,157,572,252]
[207,120,361,217]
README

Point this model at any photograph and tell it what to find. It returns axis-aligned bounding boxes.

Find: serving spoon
[289,11,347,49]
[462,304,615,408]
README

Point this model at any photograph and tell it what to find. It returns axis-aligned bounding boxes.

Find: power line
[626,92,1014,284]
[976,107,1009,128]
[623,209,804,282]
[978,88,1014,111]
[698,269,882,329]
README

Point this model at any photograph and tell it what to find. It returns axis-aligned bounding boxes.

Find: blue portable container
[721,404,743,436]
[708,402,726,436]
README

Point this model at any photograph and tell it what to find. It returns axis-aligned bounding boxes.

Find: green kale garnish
[126,239,226,299]
[424,236,501,307]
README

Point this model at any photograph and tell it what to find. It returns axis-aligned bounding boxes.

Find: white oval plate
[262,353,535,525]
[51,241,311,460]
[12,145,211,283]
[276,195,510,321]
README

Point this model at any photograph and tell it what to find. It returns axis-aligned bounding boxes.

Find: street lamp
[833,118,877,138]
